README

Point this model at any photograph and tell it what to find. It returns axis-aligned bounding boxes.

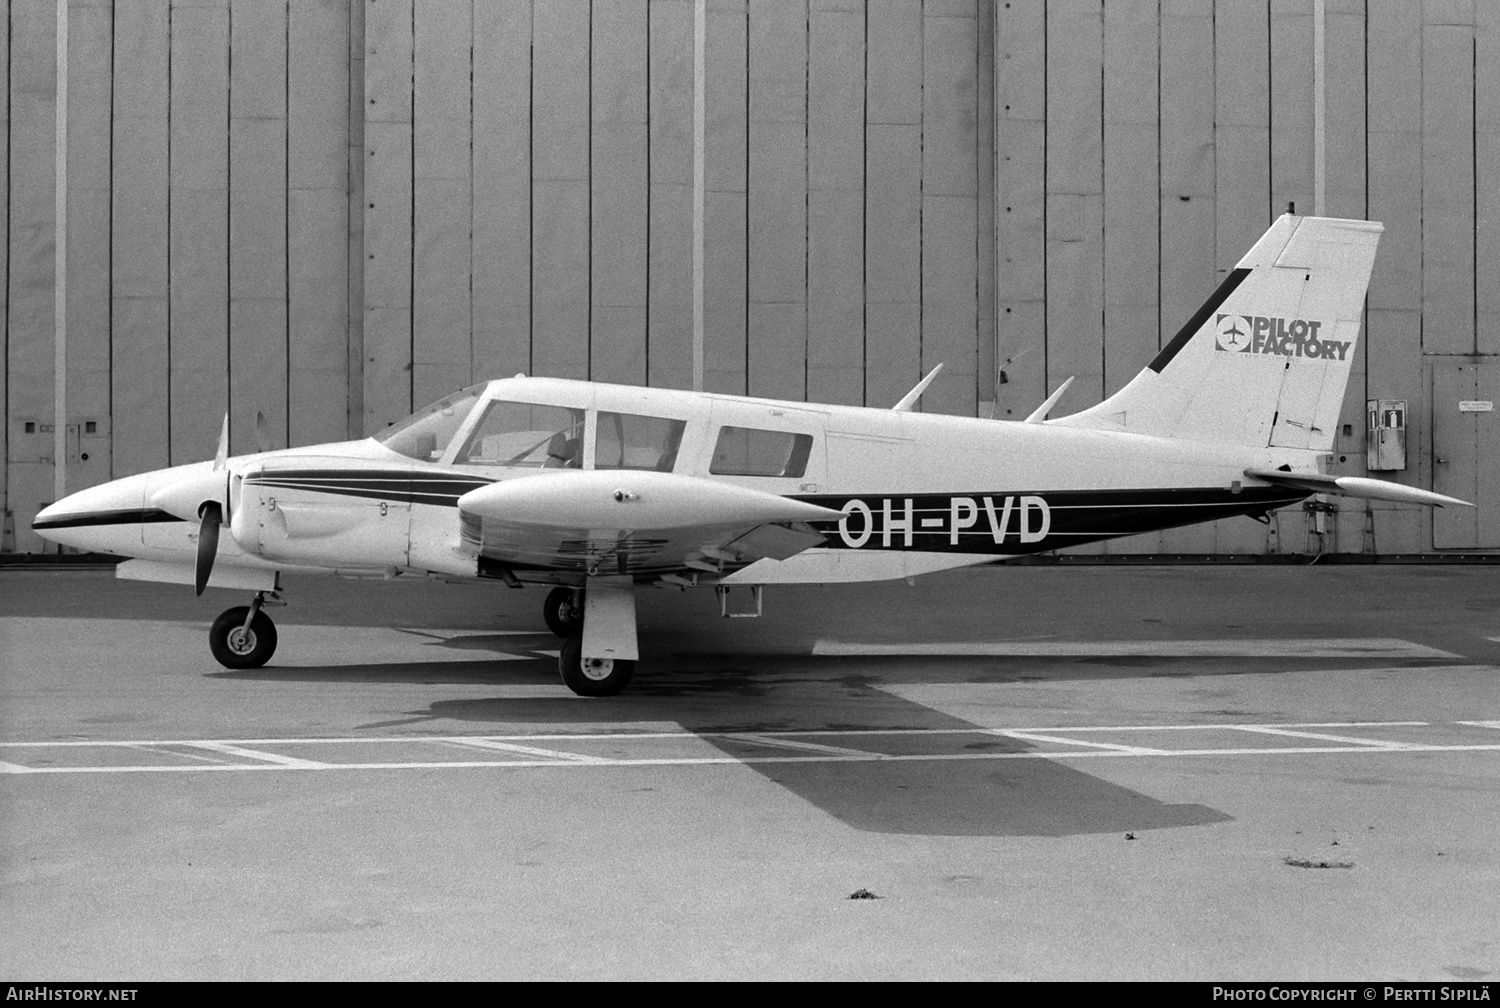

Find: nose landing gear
[542,585,584,638]
[209,590,284,669]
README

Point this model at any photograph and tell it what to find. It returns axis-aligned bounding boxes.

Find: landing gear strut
[209,590,282,669]
[555,577,638,696]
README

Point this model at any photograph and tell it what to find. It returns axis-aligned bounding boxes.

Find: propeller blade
[195,502,222,596]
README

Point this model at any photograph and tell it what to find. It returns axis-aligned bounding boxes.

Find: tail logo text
[1215,314,1349,360]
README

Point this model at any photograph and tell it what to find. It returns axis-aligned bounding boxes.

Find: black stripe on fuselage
[242,469,495,507]
[233,473,1305,559]
[1147,267,1252,374]
[32,508,181,531]
[799,487,1306,557]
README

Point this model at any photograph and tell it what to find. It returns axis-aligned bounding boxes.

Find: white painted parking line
[1027,721,1432,731]
[186,741,332,769]
[2,722,1498,775]
[123,743,232,766]
[1228,726,1422,749]
[395,628,550,637]
[716,733,881,758]
[989,730,1173,756]
[814,638,1462,659]
[438,737,612,764]
[1458,720,1500,730]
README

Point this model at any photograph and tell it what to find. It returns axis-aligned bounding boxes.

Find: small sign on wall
[1458,401,1495,413]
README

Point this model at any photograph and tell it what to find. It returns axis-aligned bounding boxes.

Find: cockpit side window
[454,401,585,468]
[373,385,485,462]
[595,412,686,472]
[709,426,813,477]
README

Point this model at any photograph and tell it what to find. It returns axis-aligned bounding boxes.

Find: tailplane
[1052,214,1382,450]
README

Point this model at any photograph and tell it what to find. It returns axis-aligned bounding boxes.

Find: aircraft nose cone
[32,499,65,528]
[31,476,150,553]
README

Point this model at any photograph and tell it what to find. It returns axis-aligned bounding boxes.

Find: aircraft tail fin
[1051,214,1382,451]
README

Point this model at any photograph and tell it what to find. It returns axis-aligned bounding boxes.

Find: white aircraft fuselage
[32,214,1472,695]
[36,377,1315,587]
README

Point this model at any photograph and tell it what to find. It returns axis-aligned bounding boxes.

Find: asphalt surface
[1,564,1498,980]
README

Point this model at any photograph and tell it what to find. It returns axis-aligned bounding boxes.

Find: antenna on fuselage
[892,363,944,412]
[1024,376,1075,424]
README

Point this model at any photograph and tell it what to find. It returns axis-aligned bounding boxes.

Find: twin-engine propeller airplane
[34,213,1471,695]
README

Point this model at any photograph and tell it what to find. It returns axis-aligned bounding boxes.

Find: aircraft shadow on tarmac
[416,686,1233,840]
[207,635,1251,840]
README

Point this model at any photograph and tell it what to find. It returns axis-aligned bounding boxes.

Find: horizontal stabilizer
[1243,468,1474,508]
[116,558,278,592]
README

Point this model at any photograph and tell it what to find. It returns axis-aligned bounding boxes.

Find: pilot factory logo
[1214,313,1350,360]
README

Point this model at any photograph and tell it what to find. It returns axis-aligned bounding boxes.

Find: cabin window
[375,384,485,462]
[709,426,814,478]
[596,412,686,472]
[454,401,585,468]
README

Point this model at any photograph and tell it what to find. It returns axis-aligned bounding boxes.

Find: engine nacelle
[228,458,412,570]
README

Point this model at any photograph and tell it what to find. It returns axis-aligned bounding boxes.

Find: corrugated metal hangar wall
[2,1,1496,556]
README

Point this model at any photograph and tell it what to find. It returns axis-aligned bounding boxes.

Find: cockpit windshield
[373,384,485,462]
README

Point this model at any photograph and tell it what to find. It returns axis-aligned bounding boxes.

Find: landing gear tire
[209,606,278,669]
[558,633,634,697]
[543,586,584,638]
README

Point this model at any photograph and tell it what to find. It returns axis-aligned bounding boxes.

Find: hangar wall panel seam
[3,0,1497,558]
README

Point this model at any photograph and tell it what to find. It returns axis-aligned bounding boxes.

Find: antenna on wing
[1024,376,1074,424]
[892,364,944,412]
[254,409,274,454]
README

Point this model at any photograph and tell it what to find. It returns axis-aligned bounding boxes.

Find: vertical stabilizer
[1051,214,1382,450]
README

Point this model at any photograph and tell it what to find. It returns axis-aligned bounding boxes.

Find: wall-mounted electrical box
[1366,399,1406,471]
[15,419,105,464]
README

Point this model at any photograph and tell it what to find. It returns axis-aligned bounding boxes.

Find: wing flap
[722,522,826,561]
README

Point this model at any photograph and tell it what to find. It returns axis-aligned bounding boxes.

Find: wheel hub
[227,628,257,655]
[580,657,614,681]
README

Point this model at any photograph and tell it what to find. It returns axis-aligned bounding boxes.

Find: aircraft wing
[1243,468,1473,508]
[456,470,845,576]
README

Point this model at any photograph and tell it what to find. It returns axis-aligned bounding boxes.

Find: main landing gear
[558,633,636,697]
[209,590,283,669]
[548,579,637,697]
